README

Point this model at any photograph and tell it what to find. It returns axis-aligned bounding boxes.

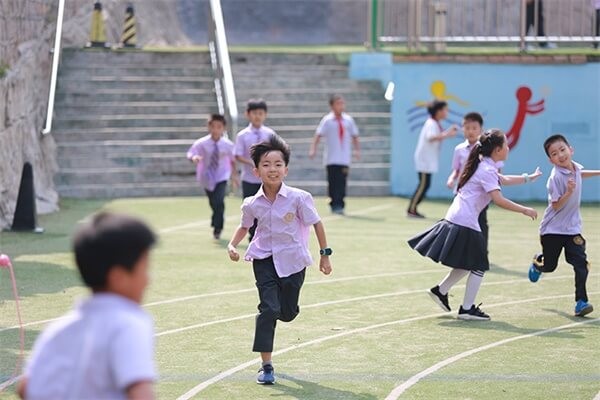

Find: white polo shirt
[414,118,442,173]
[316,112,359,166]
[24,293,156,400]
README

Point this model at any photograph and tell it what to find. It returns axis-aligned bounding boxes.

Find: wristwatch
[319,248,333,256]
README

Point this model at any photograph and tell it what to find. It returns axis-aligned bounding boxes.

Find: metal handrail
[42,0,65,135]
[208,0,238,136]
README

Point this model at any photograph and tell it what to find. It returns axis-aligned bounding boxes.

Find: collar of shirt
[555,161,583,175]
[247,124,263,133]
[256,182,290,200]
[78,292,141,312]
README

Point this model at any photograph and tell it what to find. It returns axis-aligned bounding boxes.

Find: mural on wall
[407,80,546,150]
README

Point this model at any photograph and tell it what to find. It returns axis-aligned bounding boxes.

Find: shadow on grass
[0,261,81,300]
[266,374,378,400]
[437,319,590,339]
[541,308,599,322]
[489,263,528,278]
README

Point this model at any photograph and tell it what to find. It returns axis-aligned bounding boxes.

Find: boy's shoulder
[454,140,470,151]
[282,184,314,201]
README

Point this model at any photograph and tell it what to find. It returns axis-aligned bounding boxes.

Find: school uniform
[451,140,489,248]
[234,124,275,197]
[408,118,443,214]
[24,294,156,400]
[240,183,321,352]
[187,135,235,233]
[315,112,359,212]
[409,157,502,270]
[538,161,589,302]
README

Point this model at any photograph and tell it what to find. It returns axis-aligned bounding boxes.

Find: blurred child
[528,134,600,316]
[187,114,239,240]
[309,94,361,214]
[234,99,275,239]
[18,213,157,400]
[227,134,332,384]
[408,100,458,218]
[409,129,539,320]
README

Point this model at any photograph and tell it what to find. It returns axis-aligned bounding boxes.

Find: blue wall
[350,54,600,202]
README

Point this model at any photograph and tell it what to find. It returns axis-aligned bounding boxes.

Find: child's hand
[319,256,332,275]
[228,244,240,262]
[308,148,316,159]
[446,125,458,138]
[191,155,201,165]
[353,149,361,161]
[446,177,455,189]
[523,207,538,220]
[231,175,240,190]
[528,167,543,182]
[566,178,576,194]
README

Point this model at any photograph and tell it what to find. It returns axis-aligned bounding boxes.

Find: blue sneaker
[256,364,275,384]
[575,300,594,317]
[528,254,543,282]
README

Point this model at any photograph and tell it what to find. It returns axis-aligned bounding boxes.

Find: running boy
[408,100,458,218]
[409,129,539,320]
[227,134,332,384]
[309,94,361,215]
[187,114,239,240]
[234,99,276,239]
[528,134,600,317]
[18,213,157,399]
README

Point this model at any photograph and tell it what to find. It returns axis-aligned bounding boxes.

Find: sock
[262,360,272,368]
[438,269,469,295]
[462,270,484,309]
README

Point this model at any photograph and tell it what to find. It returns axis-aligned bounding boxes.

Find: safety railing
[370,0,600,51]
[208,0,238,136]
[41,0,65,135]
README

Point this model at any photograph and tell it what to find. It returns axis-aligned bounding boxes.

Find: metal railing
[370,0,600,51]
[208,0,238,136]
[41,0,65,135]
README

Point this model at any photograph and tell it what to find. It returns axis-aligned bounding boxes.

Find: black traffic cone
[10,162,44,233]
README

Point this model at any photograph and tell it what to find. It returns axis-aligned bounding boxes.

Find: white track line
[593,390,600,400]
[384,318,600,399]
[176,292,599,399]
[0,269,441,334]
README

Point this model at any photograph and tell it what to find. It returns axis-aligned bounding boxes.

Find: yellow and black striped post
[87,1,107,48]
[120,5,137,48]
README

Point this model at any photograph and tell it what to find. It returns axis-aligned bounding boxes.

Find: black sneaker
[457,303,490,321]
[213,229,222,240]
[428,286,451,312]
[407,210,426,219]
[256,364,275,384]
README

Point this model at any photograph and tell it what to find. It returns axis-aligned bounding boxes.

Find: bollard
[120,4,137,48]
[10,162,44,233]
[87,1,108,48]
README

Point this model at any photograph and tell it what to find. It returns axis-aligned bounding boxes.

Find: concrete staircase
[53,50,390,198]
[53,49,218,198]
[230,53,390,196]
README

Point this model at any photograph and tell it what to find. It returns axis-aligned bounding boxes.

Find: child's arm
[582,170,600,178]
[235,155,254,167]
[230,159,240,189]
[126,381,154,400]
[447,169,459,189]
[352,136,361,161]
[490,190,537,219]
[17,377,27,399]
[309,135,321,159]
[550,178,576,211]
[313,221,332,275]
[499,167,542,186]
[227,225,249,261]
[429,125,458,142]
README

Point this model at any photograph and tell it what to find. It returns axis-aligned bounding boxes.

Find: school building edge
[350,53,600,202]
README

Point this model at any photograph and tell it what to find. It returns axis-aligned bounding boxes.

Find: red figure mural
[506,86,545,149]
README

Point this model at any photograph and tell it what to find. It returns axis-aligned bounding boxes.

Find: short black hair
[73,212,156,290]
[463,112,483,126]
[329,94,344,106]
[246,98,268,113]
[543,134,570,157]
[427,100,448,117]
[208,114,227,125]
[250,134,290,167]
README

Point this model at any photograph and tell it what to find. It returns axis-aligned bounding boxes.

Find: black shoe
[428,286,451,312]
[407,210,426,219]
[213,229,221,240]
[256,364,275,384]
[457,303,490,321]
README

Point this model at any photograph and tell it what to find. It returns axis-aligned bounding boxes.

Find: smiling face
[253,150,288,187]
[208,119,225,141]
[546,140,574,169]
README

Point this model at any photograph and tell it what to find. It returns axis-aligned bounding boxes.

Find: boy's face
[331,98,346,115]
[109,250,150,304]
[435,106,449,120]
[247,109,267,128]
[546,140,574,169]
[253,150,288,186]
[462,120,482,144]
[208,120,225,140]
